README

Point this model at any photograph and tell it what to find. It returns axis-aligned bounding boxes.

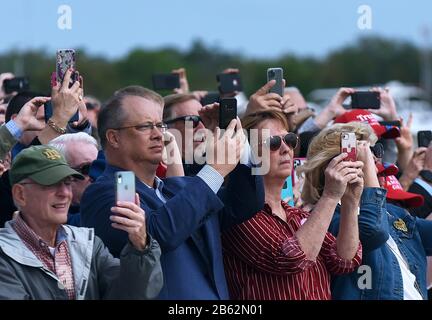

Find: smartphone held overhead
[48,49,79,123]
[3,77,30,94]
[418,130,432,148]
[267,67,284,97]
[217,73,243,94]
[56,49,77,87]
[351,91,380,109]
[152,73,180,90]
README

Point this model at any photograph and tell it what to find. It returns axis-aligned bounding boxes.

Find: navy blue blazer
[80,163,264,299]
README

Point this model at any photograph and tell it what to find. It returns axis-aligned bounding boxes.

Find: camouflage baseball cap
[9,145,84,186]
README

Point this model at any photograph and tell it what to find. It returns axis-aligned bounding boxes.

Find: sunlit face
[66,142,98,205]
[113,96,165,165]
[168,99,205,157]
[14,177,73,227]
[256,119,294,179]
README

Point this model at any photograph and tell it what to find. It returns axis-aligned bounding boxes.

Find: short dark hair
[163,93,198,121]
[5,91,45,122]
[97,86,163,149]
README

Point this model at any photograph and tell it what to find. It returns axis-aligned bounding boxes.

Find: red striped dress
[222,201,362,300]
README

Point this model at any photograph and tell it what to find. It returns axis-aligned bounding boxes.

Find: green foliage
[0,36,423,101]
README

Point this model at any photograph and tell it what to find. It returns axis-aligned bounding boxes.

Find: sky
[1,0,432,60]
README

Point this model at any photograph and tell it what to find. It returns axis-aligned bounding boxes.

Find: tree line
[0,36,426,101]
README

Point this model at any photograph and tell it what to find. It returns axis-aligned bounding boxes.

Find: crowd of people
[0,66,432,300]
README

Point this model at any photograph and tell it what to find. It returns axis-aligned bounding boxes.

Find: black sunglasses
[165,115,202,128]
[370,142,384,158]
[73,163,91,176]
[263,133,299,151]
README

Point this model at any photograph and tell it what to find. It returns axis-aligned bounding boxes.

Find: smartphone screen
[152,73,180,90]
[115,171,136,203]
[341,132,357,161]
[219,98,237,130]
[267,68,284,97]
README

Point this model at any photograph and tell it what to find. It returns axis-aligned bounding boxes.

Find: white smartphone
[341,132,357,162]
[115,171,136,203]
[267,67,284,97]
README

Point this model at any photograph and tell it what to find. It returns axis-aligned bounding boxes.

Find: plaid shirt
[12,214,76,299]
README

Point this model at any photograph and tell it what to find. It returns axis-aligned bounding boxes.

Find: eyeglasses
[370,142,384,158]
[113,122,167,133]
[165,115,202,128]
[262,133,299,151]
[72,163,91,176]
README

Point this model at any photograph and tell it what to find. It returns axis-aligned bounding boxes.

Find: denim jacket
[329,187,432,300]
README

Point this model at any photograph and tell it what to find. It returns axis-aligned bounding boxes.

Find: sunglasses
[73,163,91,176]
[165,115,202,128]
[262,133,299,151]
[370,142,384,158]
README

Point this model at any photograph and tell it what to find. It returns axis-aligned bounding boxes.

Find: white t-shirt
[386,235,423,300]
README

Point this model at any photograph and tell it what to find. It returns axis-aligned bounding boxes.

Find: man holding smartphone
[81,86,264,299]
[0,145,162,299]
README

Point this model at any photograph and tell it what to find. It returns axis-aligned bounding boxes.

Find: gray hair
[48,132,98,162]
[284,86,300,94]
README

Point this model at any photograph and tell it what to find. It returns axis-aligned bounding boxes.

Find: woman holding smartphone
[303,121,432,300]
[221,110,363,300]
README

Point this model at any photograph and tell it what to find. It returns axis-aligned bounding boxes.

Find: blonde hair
[298,122,377,205]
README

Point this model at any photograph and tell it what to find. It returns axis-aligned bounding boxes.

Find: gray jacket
[0,221,163,300]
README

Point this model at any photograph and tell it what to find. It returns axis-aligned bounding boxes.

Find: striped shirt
[12,215,76,299]
[222,201,362,300]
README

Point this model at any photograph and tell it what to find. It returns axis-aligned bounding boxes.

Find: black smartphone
[44,100,79,124]
[200,92,220,106]
[3,77,30,94]
[219,98,237,130]
[418,130,432,148]
[216,73,243,94]
[378,120,401,128]
[351,92,380,109]
[152,73,180,90]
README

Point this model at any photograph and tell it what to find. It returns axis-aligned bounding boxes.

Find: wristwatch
[420,170,432,183]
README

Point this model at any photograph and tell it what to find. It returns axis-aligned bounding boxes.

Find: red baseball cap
[334,110,400,139]
[383,175,424,208]
[376,162,399,177]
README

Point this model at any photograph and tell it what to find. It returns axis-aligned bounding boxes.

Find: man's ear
[12,184,26,208]
[106,129,120,149]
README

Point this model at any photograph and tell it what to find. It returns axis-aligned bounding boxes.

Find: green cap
[9,145,85,186]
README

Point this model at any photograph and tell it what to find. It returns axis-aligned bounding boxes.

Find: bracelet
[47,119,66,134]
